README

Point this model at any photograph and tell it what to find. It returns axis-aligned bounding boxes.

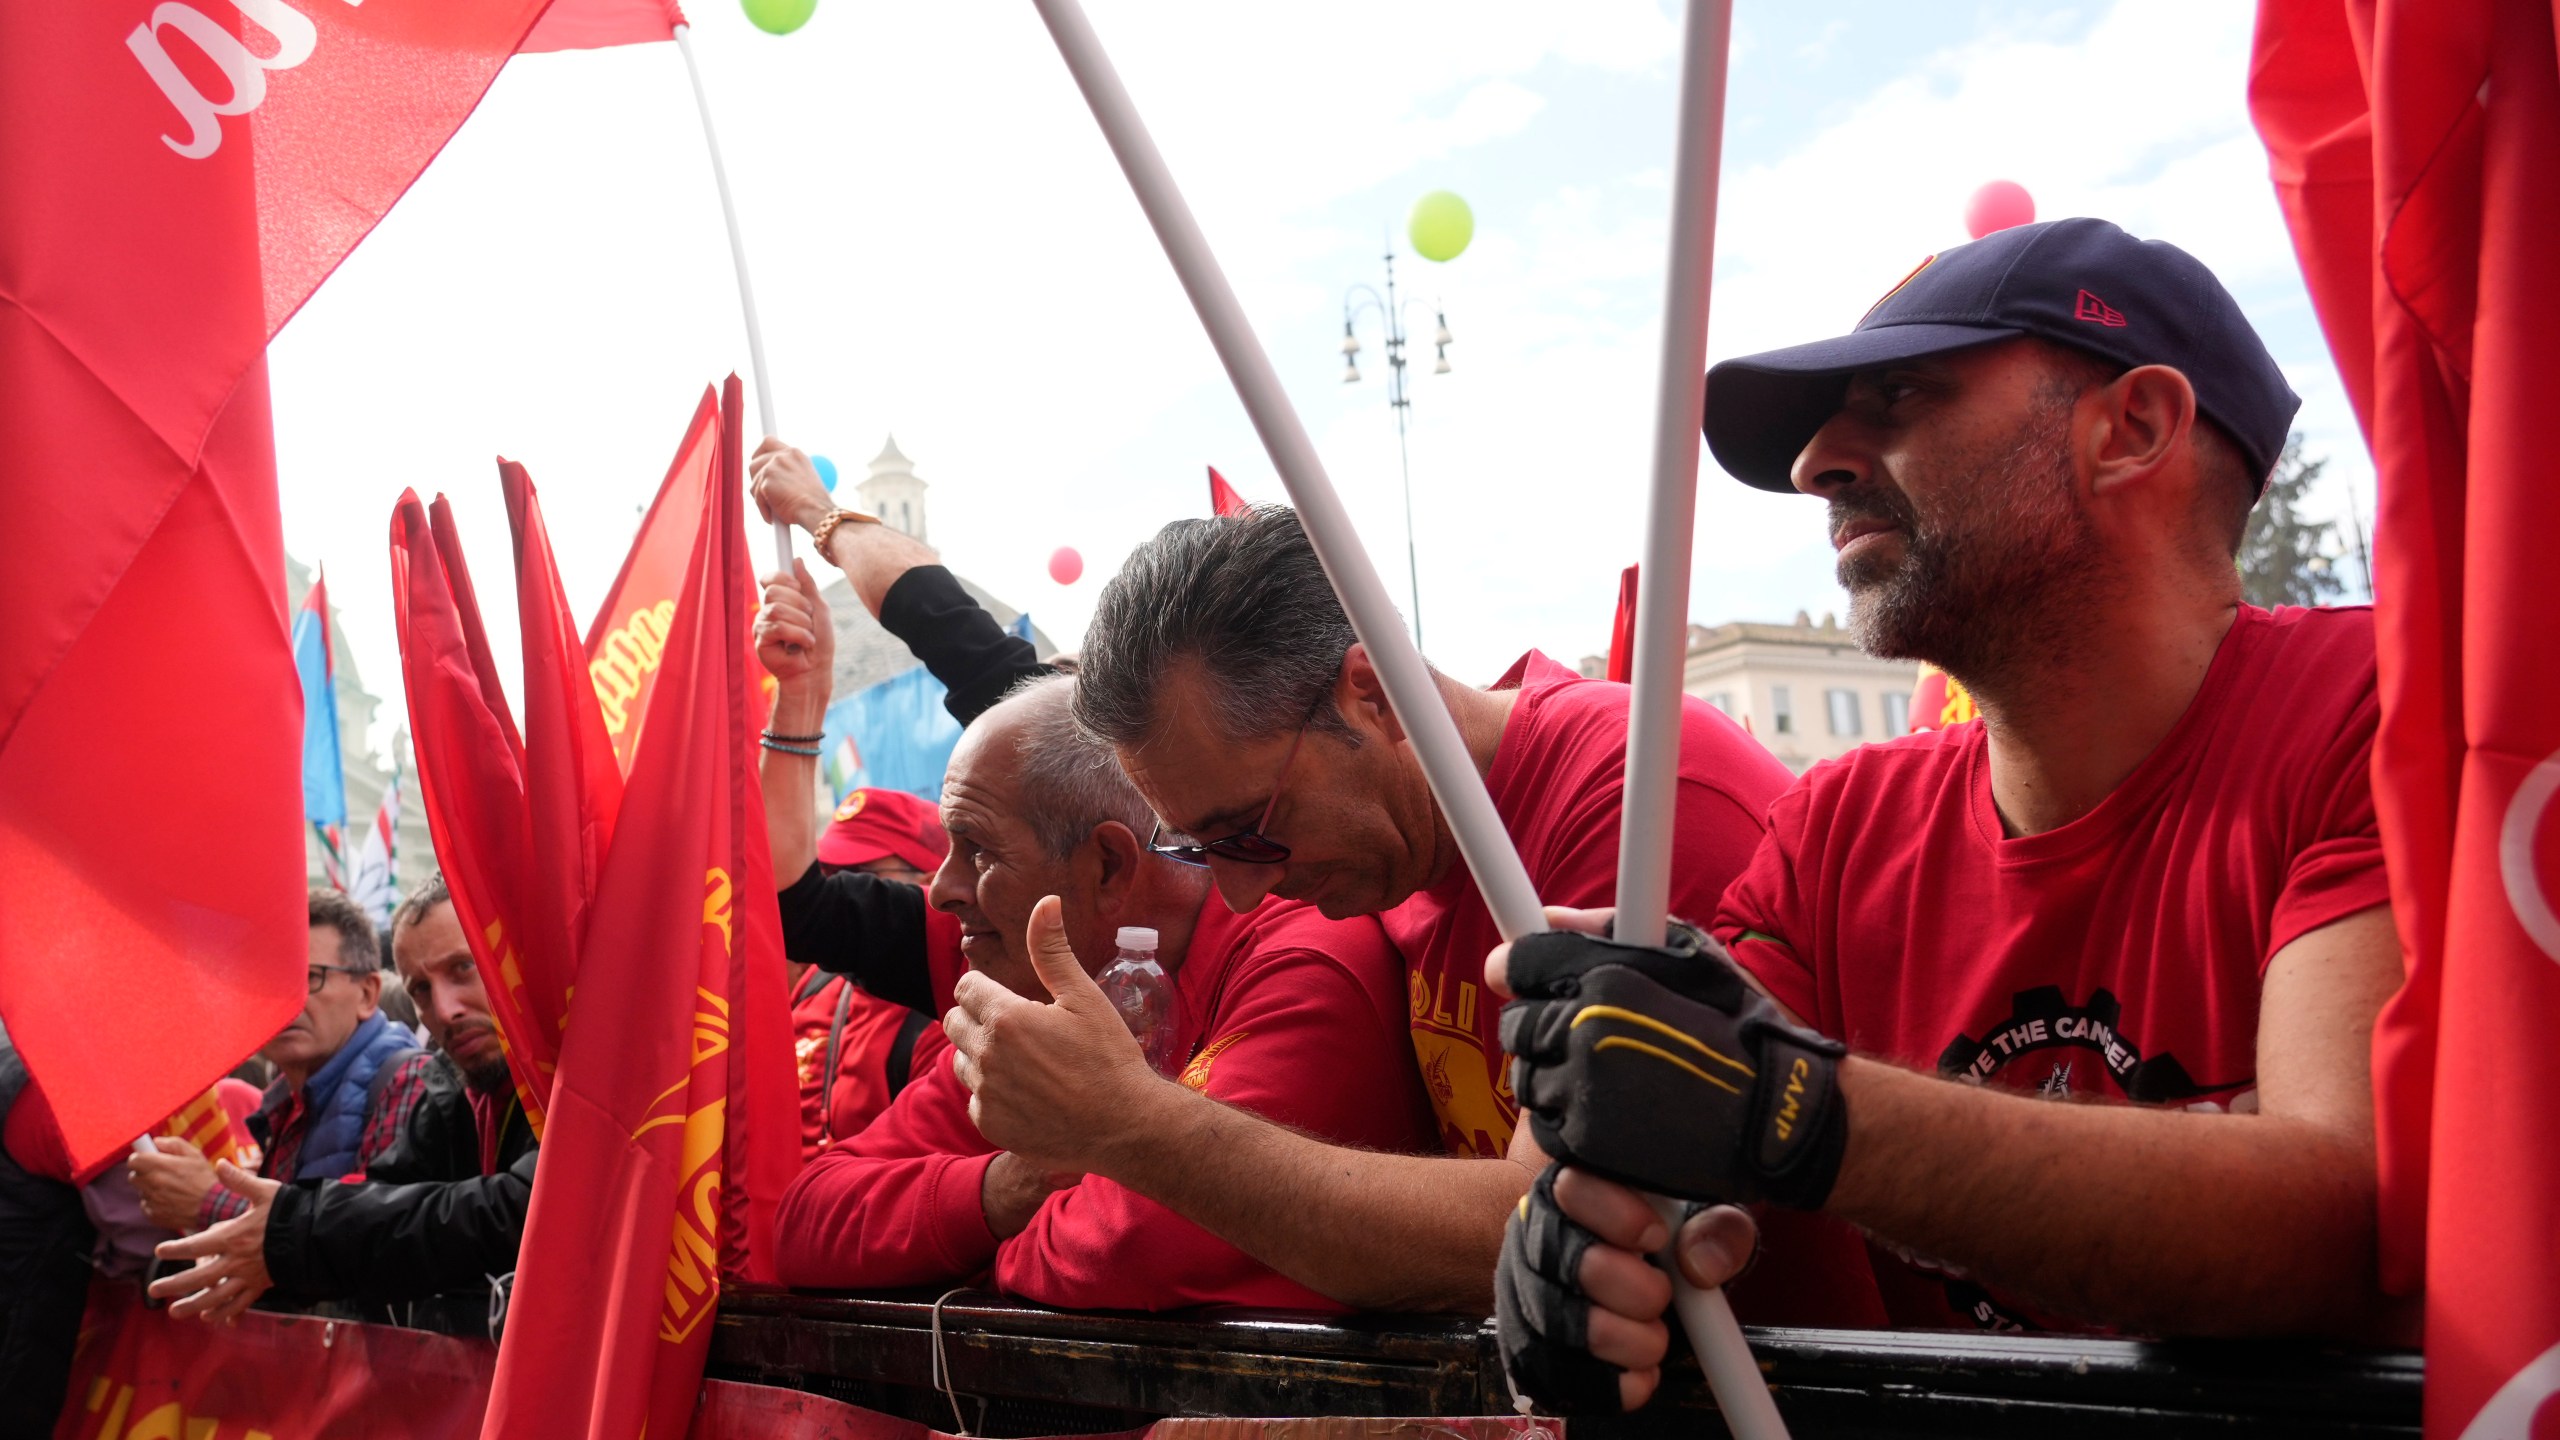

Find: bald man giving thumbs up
[772,676,1436,1312]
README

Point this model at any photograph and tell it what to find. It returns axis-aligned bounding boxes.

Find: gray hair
[389,873,452,944]
[992,674,1160,860]
[308,887,381,973]
[1073,505,1360,749]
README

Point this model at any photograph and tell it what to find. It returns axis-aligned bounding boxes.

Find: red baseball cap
[817,787,949,874]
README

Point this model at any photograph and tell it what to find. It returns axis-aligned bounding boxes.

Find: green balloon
[1408,190,1474,263]
[741,0,815,35]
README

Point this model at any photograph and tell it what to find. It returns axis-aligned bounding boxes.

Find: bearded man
[1490,219,2411,1412]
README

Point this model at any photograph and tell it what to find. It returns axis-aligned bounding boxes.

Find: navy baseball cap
[1702,218,2300,493]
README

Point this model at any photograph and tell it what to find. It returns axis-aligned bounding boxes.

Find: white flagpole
[673,22,795,566]
[1609,5,1788,1436]
[1027,2,1783,1434]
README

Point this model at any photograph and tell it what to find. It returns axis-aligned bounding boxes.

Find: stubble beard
[1840,400,2106,694]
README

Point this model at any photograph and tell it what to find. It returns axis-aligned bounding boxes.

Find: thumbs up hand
[946,895,1161,1176]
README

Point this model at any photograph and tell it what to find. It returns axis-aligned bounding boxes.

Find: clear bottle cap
[1115,926,1160,952]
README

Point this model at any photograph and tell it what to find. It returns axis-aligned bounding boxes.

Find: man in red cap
[790,787,957,1158]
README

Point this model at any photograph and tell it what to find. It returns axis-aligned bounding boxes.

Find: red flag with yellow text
[1906,663,1976,733]
[2253,1,2560,1431]
[585,387,776,776]
[482,376,797,1438]
[0,0,550,1178]
[587,388,722,775]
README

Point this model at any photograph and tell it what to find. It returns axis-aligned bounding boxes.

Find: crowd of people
[0,216,2413,1424]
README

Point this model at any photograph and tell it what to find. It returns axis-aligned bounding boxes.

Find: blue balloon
[814,454,839,492]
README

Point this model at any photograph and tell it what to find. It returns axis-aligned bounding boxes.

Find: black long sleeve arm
[777,861,936,1012]
[264,1147,535,1305]
[876,564,1053,726]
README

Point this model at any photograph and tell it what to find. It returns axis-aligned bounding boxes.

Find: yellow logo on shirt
[1407,966,1514,1157]
[1179,1031,1249,1092]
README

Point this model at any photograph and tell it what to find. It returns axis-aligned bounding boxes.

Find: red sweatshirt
[790,909,970,1159]
[775,892,1436,1311]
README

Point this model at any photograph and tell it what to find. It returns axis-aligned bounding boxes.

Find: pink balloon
[1048,546,1084,585]
[1963,180,2036,240]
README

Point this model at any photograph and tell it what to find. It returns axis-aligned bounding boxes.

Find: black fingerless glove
[1494,1166,1645,1415]
[1499,919,1848,1210]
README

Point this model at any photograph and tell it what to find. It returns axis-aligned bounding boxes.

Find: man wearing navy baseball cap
[1486,220,2410,1412]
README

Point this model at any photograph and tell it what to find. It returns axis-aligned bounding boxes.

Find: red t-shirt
[1377,652,1790,1160]
[789,910,968,1160]
[1717,605,2392,1330]
[774,892,1436,1311]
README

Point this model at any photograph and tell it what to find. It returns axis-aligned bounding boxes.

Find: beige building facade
[1678,612,1922,774]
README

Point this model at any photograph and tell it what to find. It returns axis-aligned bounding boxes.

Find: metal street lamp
[1341,247,1453,648]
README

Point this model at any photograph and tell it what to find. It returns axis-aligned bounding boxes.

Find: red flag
[505,460,625,998]
[1905,663,1977,734]
[588,389,722,775]
[1208,465,1251,517]
[2253,1,2560,1431]
[483,376,797,1438]
[391,496,561,1138]
[0,0,547,1175]
[1604,564,1639,684]
[521,0,684,53]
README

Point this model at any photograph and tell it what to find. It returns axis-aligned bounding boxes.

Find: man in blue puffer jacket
[129,890,429,1231]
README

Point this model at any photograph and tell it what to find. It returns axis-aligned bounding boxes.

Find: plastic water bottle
[1096,926,1178,1075]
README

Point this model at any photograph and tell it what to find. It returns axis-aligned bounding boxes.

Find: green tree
[2237,433,2347,609]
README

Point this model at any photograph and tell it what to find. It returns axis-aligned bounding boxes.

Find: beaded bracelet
[759,738,823,757]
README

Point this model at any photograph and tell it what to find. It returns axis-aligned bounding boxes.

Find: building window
[1883,691,1912,736]
[1704,692,1734,715]
[1771,686,1795,735]
[1826,688,1862,737]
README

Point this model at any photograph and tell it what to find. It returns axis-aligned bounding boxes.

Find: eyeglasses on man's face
[306,963,369,995]
[1146,715,1315,869]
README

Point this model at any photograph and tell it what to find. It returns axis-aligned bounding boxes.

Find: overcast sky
[273,0,2370,756]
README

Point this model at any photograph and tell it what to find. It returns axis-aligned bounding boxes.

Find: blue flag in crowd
[822,613,1032,803]
[292,575,347,832]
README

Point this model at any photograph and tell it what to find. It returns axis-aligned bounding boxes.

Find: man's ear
[1338,643,1407,744]
[2086,364,2196,500]
[357,970,382,1020]
[1084,820,1146,919]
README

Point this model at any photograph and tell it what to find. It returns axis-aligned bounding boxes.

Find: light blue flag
[821,613,1034,804]
[291,579,346,831]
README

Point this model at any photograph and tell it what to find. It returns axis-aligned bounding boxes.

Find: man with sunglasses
[129,889,426,1234]
[778,675,1438,1309]
[940,506,1805,1318]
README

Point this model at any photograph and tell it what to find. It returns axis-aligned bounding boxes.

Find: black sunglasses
[1146,720,1312,868]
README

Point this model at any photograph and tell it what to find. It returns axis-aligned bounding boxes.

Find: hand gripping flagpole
[1027,2,1782,1433]
[673,22,795,567]
[1609,4,1789,1438]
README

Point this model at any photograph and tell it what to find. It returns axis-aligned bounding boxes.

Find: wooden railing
[707,1288,2423,1438]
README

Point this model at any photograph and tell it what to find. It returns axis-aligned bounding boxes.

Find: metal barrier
[707,1289,2423,1438]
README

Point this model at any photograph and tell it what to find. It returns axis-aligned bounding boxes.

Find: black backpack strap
[818,980,858,1145]
[885,1010,934,1099]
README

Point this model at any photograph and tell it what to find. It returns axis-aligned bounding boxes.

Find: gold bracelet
[809,507,880,562]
